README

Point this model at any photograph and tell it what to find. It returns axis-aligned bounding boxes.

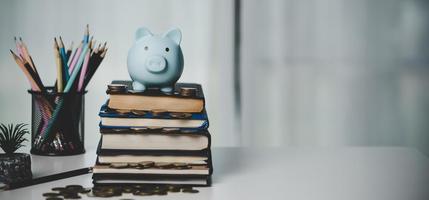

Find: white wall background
[0,0,237,150]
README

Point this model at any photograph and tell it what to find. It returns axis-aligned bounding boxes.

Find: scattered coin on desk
[43,184,200,199]
[45,198,63,200]
[182,187,200,193]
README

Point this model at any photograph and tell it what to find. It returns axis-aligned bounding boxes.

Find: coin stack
[92,80,213,187]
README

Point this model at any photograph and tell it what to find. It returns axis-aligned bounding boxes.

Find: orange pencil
[10,50,40,91]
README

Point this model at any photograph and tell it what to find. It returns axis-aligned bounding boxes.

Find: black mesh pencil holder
[28,87,86,156]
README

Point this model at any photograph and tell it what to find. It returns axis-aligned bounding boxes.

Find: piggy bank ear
[136,27,153,40]
[163,28,182,45]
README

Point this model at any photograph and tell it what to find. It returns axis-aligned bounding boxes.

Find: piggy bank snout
[145,55,167,73]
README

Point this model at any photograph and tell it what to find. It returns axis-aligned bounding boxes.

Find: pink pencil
[67,47,76,66]
[68,42,83,74]
[77,50,90,91]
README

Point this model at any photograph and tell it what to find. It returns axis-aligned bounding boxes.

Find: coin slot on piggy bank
[127,27,184,93]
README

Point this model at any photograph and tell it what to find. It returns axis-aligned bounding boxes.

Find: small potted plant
[0,123,32,186]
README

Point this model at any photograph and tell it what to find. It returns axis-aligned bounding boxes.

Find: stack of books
[92,80,212,187]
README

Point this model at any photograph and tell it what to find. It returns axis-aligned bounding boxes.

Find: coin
[92,191,115,198]
[110,128,125,132]
[122,186,135,193]
[151,109,167,116]
[154,162,174,169]
[62,194,81,199]
[173,162,191,169]
[128,163,139,168]
[161,127,180,134]
[58,190,77,196]
[131,110,147,116]
[92,186,122,197]
[182,187,199,193]
[169,112,193,119]
[167,185,181,192]
[138,161,155,168]
[146,126,163,131]
[110,163,129,168]
[115,109,130,114]
[65,185,83,190]
[45,198,63,200]
[179,87,197,97]
[42,192,61,197]
[130,127,148,132]
[78,188,91,194]
[133,190,153,196]
[51,187,66,191]
[108,84,128,92]
[181,129,198,134]
[153,189,168,195]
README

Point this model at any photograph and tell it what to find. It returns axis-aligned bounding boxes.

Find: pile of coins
[42,184,199,199]
[42,185,91,199]
[109,161,192,170]
[101,127,197,135]
[107,84,199,98]
[106,107,193,119]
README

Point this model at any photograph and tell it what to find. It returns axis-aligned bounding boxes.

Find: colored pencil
[10,50,39,91]
[14,37,24,57]
[54,39,63,92]
[83,47,107,89]
[66,41,73,62]
[67,45,77,67]
[77,50,90,92]
[59,36,70,81]
[84,24,89,43]
[68,42,83,74]
[19,38,44,88]
[64,43,88,92]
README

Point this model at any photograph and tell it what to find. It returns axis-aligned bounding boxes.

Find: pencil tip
[9,49,17,57]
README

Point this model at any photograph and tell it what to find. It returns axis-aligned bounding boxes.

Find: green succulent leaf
[0,123,29,154]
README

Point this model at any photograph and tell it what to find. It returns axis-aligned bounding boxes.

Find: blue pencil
[84,24,89,43]
[59,37,70,81]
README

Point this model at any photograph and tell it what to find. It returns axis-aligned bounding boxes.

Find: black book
[92,175,212,187]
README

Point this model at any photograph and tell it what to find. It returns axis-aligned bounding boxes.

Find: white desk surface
[1,147,428,200]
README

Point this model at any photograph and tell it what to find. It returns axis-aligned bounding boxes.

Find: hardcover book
[107,81,205,113]
[99,129,211,151]
[92,176,212,187]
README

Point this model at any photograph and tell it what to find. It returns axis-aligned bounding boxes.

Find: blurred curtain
[240,0,429,154]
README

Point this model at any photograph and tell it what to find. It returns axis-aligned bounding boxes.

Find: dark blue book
[99,103,209,130]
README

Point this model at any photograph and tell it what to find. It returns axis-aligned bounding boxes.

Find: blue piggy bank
[127,27,184,92]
